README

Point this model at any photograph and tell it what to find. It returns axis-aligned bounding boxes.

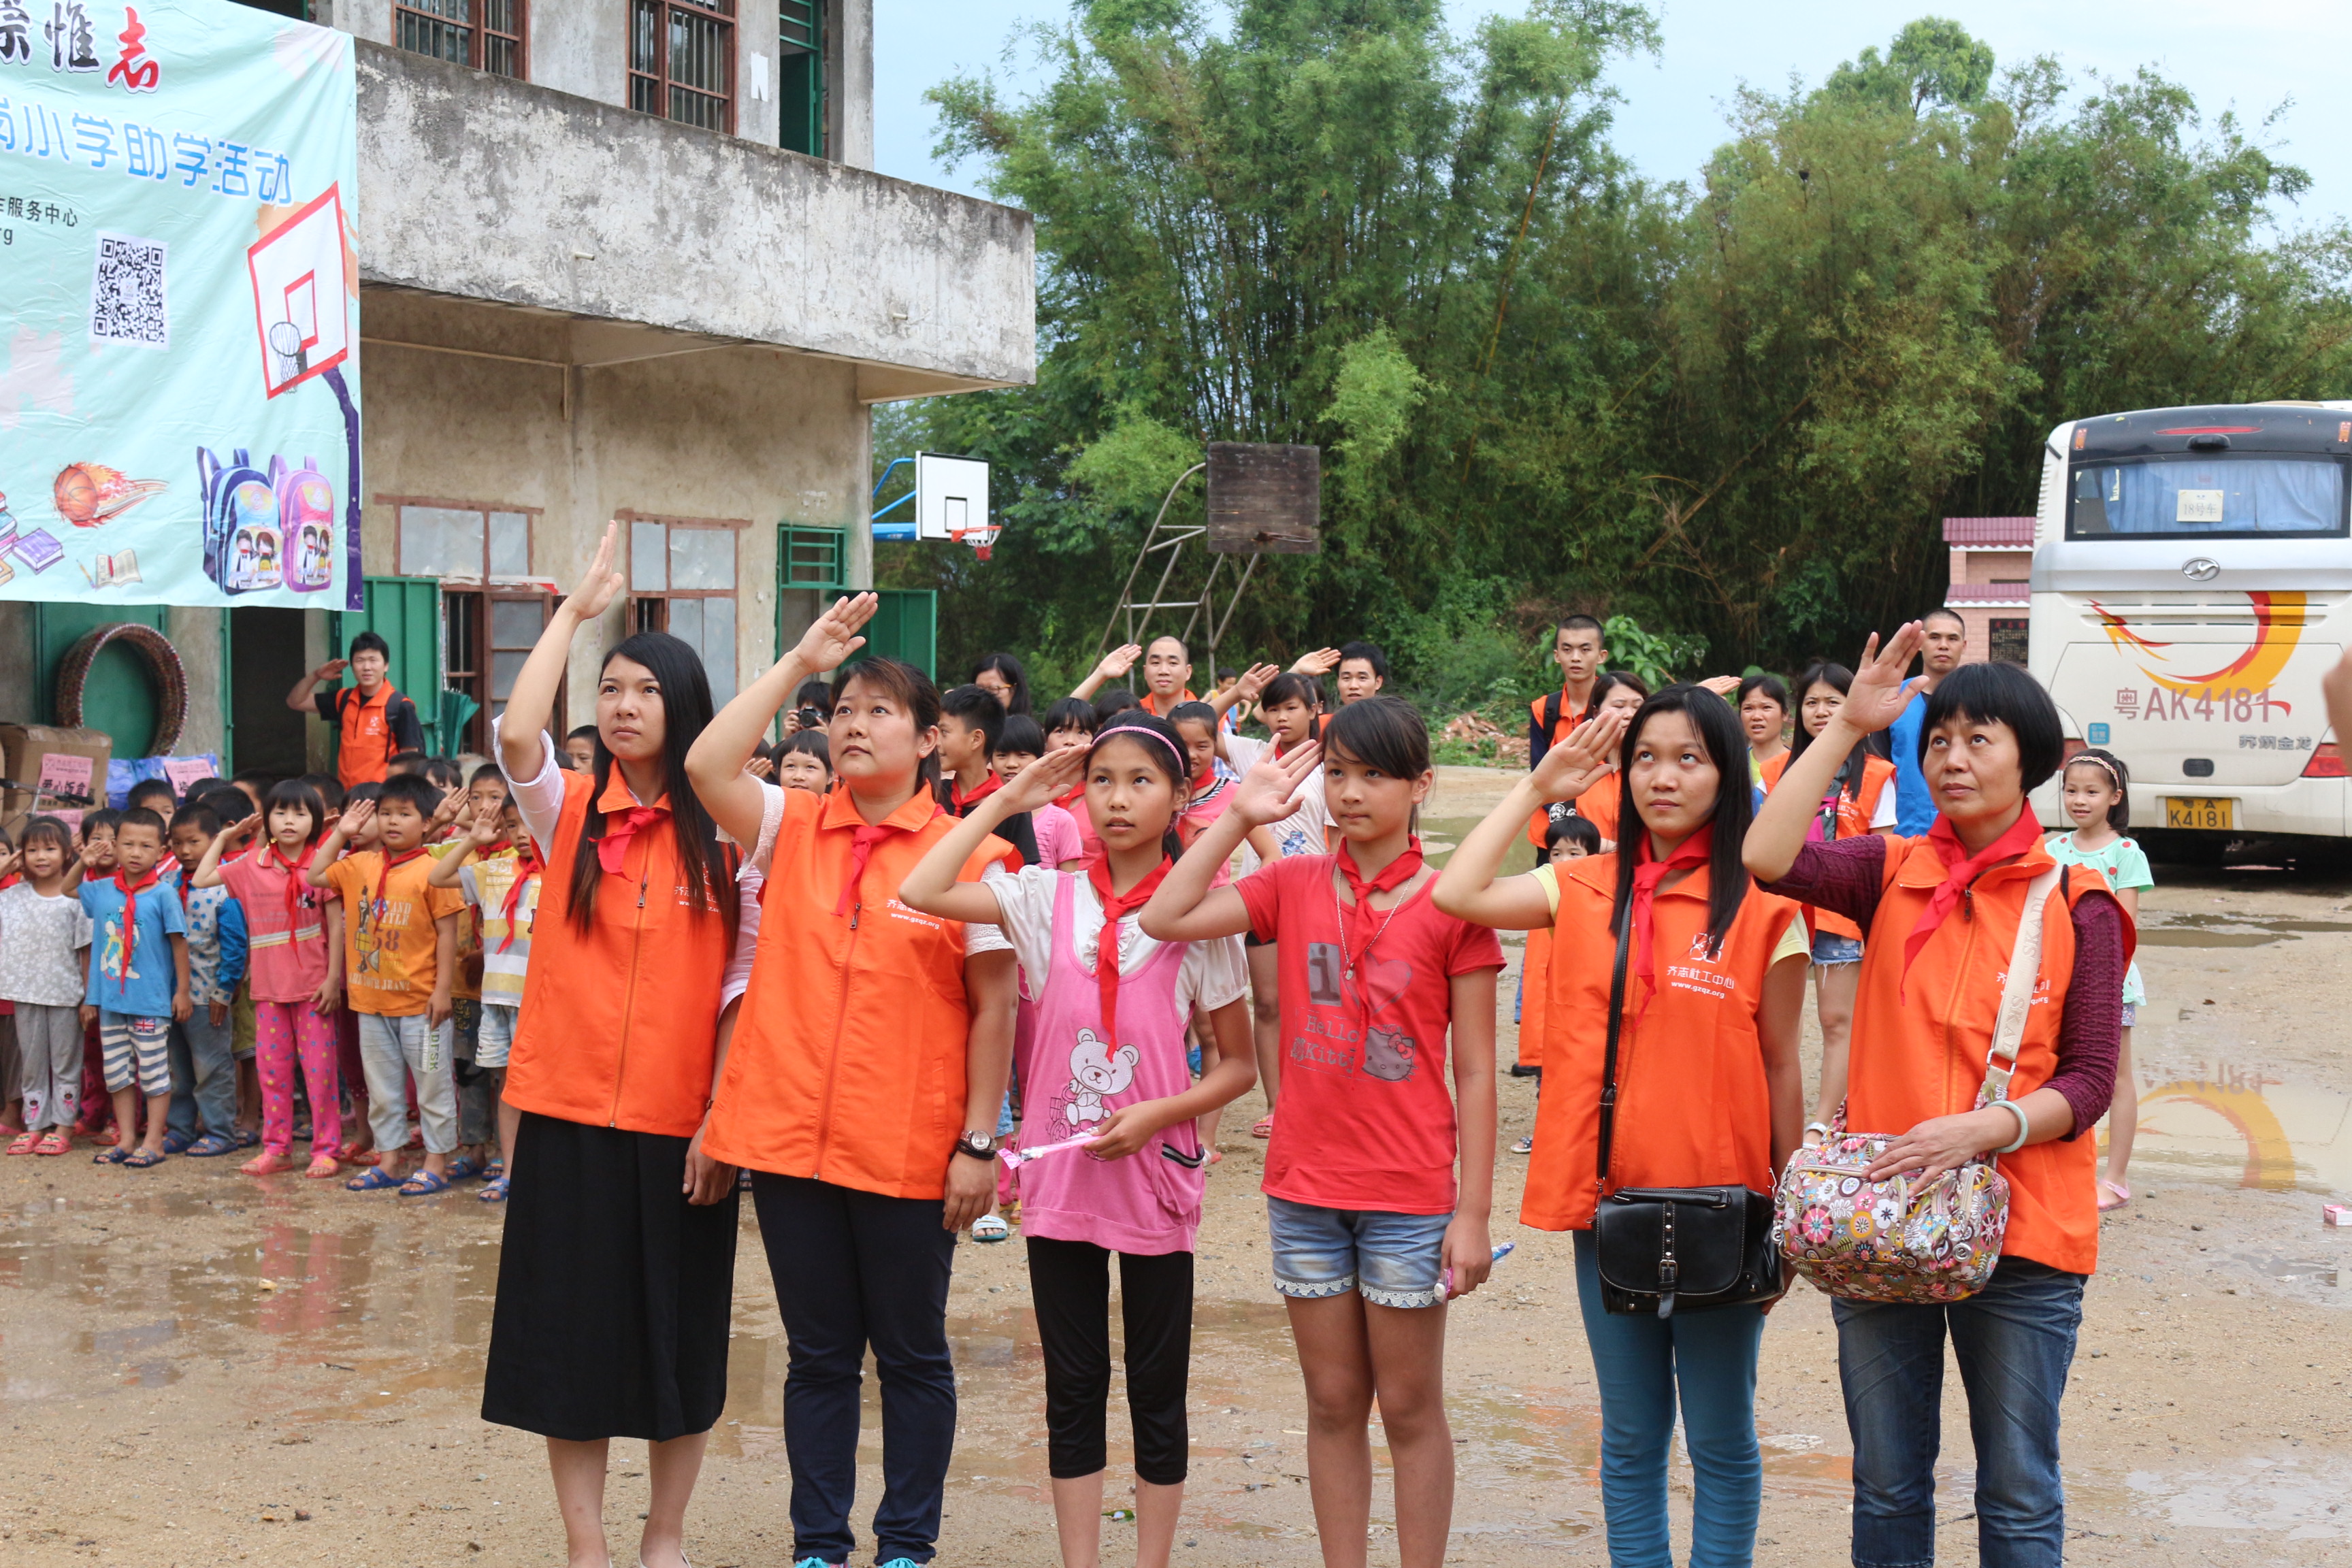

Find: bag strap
[1980,864,2064,1106]
[1594,892,1636,1186]
[1543,689,1563,739]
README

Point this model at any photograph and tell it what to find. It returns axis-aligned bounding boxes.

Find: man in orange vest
[286,631,426,789]
[1527,615,1608,766]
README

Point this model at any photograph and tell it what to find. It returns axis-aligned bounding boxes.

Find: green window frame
[779,0,824,156]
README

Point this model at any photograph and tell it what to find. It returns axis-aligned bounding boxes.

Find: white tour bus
[2027,402,2352,849]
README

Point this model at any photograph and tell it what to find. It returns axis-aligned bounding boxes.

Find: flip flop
[35,1132,71,1156]
[241,1150,295,1175]
[338,1146,380,1166]
[122,1148,166,1169]
[345,1167,404,1192]
[185,1132,240,1158]
[2097,1179,2132,1212]
[304,1155,342,1180]
[398,1170,452,1197]
[479,1175,510,1203]
[1251,1115,1275,1139]
[93,1146,130,1165]
[7,1132,37,1156]
[971,1213,1011,1243]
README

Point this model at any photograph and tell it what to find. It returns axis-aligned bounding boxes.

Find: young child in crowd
[122,779,178,818]
[1142,698,1503,1568]
[197,779,344,1178]
[68,810,122,1139]
[80,807,191,1169]
[427,791,540,1203]
[2049,747,2151,1211]
[998,715,1084,869]
[436,765,508,1180]
[163,802,248,1158]
[772,729,833,794]
[562,725,599,772]
[0,817,93,1154]
[902,711,1258,1568]
[308,776,468,1195]
[941,683,1043,868]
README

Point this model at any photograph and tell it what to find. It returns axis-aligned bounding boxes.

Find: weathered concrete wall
[358,289,872,731]
[357,44,1034,389]
[524,0,629,110]
[834,0,873,170]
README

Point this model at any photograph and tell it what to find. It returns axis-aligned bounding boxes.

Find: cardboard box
[1,725,115,838]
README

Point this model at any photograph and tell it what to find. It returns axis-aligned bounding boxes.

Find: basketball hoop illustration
[245,183,363,609]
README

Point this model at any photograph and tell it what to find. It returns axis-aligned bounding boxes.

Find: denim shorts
[1810,931,1865,966]
[474,1002,517,1068]
[1267,1196,1451,1309]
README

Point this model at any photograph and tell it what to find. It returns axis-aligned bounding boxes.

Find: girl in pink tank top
[901,708,1257,1568]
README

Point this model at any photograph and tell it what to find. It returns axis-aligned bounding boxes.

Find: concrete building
[0,0,1033,778]
[1942,515,2034,666]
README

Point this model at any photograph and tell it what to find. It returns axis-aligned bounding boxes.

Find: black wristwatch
[954,1130,1000,1162]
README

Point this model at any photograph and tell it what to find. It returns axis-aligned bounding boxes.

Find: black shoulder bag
[1591,896,1782,1319]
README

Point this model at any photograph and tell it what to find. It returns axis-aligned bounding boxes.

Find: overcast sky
[875,0,2352,229]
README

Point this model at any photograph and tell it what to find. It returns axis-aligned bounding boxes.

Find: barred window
[395,0,525,78]
[630,0,734,133]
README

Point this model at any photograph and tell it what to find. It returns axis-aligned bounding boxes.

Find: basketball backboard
[915,452,990,543]
[247,184,350,399]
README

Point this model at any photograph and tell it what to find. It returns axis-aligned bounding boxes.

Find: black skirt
[481,1111,740,1442]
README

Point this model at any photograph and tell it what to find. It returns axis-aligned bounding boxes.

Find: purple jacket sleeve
[1756,836,1889,928]
[2047,889,2124,1141]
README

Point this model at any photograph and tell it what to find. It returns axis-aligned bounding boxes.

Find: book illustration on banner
[0,497,67,578]
[52,462,169,528]
[80,549,143,591]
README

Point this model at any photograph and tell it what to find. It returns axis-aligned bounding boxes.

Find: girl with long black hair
[484,523,761,1568]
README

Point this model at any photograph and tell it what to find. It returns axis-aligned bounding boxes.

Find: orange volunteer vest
[1759,749,1896,940]
[1522,854,1800,1232]
[702,785,1015,1200]
[1516,923,1552,1070]
[336,683,402,787]
[1846,835,2130,1276]
[503,770,734,1138]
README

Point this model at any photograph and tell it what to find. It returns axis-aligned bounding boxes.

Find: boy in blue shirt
[78,806,191,1169]
[164,800,249,1156]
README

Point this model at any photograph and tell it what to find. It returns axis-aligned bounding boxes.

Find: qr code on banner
[88,233,169,350]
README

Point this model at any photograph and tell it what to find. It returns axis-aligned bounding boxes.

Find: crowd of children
[0,578,2161,1568]
[0,747,546,1202]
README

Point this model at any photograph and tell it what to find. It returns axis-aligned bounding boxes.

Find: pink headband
[2069,752,2123,789]
[1091,721,1188,771]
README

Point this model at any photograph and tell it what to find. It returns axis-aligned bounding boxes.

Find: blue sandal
[122,1147,165,1169]
[399,1170,452,1196]
[345,1166,404,1192]
[93,1146,130,1165]
[444,1155,488,1181]
[185,1132,239,1158]
[479,1175,510,1203]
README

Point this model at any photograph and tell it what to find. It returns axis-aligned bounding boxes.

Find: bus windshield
[2068,454,2347,539]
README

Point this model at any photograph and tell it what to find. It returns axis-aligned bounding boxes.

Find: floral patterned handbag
[1772,865,2061,1304]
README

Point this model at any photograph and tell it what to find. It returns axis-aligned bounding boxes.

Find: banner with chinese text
[0,0,359,609]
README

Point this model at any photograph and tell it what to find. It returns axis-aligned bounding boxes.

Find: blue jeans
[167,1010,239,1141]
[1572,1232,1765,1568]
[1833,1256,2086,1567]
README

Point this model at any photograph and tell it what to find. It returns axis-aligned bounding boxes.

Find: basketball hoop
[951,523,1002,561]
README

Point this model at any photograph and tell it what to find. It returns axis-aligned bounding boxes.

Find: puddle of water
[2121,1064,2352,1194]
[2136,911,2352,947]
[2126,1454,2352,1537]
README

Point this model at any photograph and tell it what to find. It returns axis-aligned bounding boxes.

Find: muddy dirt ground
[8,766,2352,1565]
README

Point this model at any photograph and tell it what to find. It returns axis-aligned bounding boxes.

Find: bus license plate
[2165,797,2234,831]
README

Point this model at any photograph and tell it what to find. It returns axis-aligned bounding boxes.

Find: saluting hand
[1000,747,1085,815]
[564,522,628,623]
[1838,624,1928,736]
[1530,710,1627,804]
[1092,644,1142,683]
[1230,740,1320,830]
[794,592,879,674]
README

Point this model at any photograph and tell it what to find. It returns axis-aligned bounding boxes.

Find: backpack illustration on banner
[274,456,335,593]
[198,446,333,595]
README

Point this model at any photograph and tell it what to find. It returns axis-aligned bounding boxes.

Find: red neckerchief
[365,847,427,936]
[951,771,1004,813]
[1901,811,2045,998]
[1054,779,1088,811]
[1191,764,1216,795]
[596,806,667,875]
[108,866,163,979]
[176,864,195,915]
[832,804,943,916]
[497,845,544,953]
[1335,837,1423,986]
[263,838,320,930]
[1627,823,1714,1025]
[0,872,18,890]
[1083,851,1173,1050]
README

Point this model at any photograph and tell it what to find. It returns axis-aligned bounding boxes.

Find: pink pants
[254,1000,342,1157]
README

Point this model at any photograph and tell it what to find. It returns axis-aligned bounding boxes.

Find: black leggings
[1026,1237,1194,1484]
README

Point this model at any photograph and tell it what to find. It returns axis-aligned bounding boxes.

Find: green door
[33,603,169,757]
[329,576,444,753]
[857,589,936,680]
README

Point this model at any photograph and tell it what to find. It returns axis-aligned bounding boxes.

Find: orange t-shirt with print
[322,851,468,1017]
[1521,853,1801,1232]
[702,786,1015,1200]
